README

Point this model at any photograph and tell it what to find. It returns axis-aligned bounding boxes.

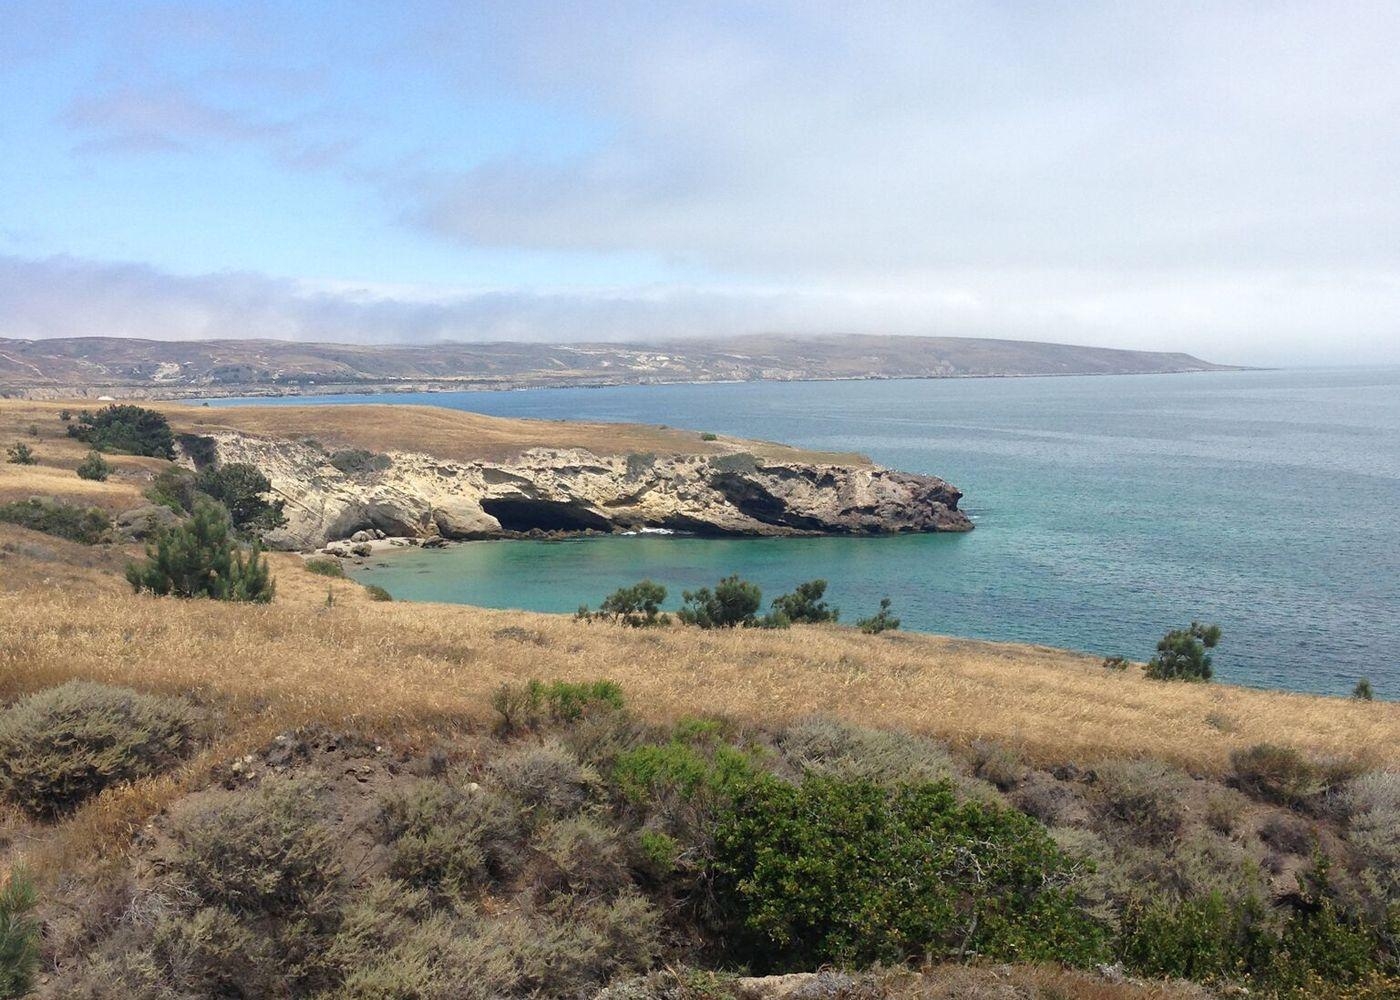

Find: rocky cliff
[201,432,972,549]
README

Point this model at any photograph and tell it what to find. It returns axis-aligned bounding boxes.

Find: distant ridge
[0,333,1239,399]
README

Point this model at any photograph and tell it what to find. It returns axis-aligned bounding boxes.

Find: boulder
[432,499,501,539]
[350,530,374,543]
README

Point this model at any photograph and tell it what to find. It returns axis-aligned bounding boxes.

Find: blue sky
[1,1,1398,363]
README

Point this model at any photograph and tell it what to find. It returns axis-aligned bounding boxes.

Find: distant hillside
[0,333,1238,398]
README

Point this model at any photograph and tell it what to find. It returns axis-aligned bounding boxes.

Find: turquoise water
[210,369,1400,697]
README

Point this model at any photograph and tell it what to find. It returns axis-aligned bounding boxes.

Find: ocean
[209,367,1400,698]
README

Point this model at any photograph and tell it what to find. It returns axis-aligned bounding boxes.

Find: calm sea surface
[210,369,1400,697]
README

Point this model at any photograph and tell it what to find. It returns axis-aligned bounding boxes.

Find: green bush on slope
[126,499,275,602]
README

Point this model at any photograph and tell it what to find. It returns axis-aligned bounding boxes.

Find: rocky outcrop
[198,432,972,550]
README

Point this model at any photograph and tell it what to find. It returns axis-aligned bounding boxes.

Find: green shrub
[1230,743,1320,806]
[363,584,392,601]
[0,681,199,817]
[487,740,599,819]
[491,679,625,735]
[1102,655,1129,671]
[0,498,111,544]
[4,442,35,465]
[195,463,286,533]
[699,432,718,441]
[677,574,761,628]
[58,409,71,422]
[0,867,39,1000]
[1353,678,1375,701]
[1145,622,1221,682]
[304,556,345,577]
[146,466,198,513]
[776,717,955,785]
[1118,890,1271,982]
[581,580,669,627]
[613,740,762,808]
[126,500,275,602]
[770,579,838,624]
[328,449,391,476]
[379,781,521,898]
[856,596,899,634]
[713,774,1106,970]
[75,449,110,481]
[67,404,175,459]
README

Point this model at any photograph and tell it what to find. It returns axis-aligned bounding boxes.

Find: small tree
[678,574,762,628]
[1352,678,1374,701]
[857,597,900,634]
[195,463,286,533]
[1145,622,1221,682]
[582,580,669,627]
[76,450,111,481]
[0,866,40,999]
[58,409,72,422]
[770,579,839,624]
[126,500,275,602]
[4,443,36,466]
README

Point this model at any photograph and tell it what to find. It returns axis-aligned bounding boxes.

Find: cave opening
[479,497,613,532]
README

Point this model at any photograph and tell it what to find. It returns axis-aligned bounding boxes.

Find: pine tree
[126,500,275,602]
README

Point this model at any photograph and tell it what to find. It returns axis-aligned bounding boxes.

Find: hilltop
[0,333,1238,399]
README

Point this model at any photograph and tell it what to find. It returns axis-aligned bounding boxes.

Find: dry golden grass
[0,398,868,466]
[2,537,1394,781]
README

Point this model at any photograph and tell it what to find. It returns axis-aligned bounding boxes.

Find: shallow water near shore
[211,368,1400,698]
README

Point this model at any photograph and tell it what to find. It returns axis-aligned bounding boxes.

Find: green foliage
[176,432,218,469]
[613,740,762,807]
[66,404,175,459]
[363,584,393,601]
[769,579,838,624]
[304,556,345,577]
[1145,621,1221,682]
[677,574,762,628]
[776,717,955,785]
[582,579,669,627]
[58,409,71,422]
[1230,743,1320,806]
[1354,677,1375,701]
[125,499,275,602]
[699,432,718,441]
[4,442,35,465]
[75,449,110,481]
[1102,655,1129,671]
[491,679,625,735]
[380,780,520,898]
[713,774,1106,970]
[195,462,286,533]
[0,867,39,1000]
[0,681,199,817]
[146,466,199,513]
[328,448,391,476]
[1119,890,1271,982]
[0,498,111,544]
[856,596,900,634]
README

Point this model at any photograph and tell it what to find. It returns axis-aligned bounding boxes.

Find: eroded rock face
[199,432,972,550]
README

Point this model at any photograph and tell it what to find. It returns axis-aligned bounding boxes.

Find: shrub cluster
[587,576,870,631]
[75,449,110,481]
[1145,621,1221,682]
[0,867,39,999]
[856,596,900,634]
[66,404,175,459]
[492,679,626,735]
[579,579,669,627]
[0,681,200,817]
[4,442,35,466]
[194,463,287,532]
[0,498,111,544]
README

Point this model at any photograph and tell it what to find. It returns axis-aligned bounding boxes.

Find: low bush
[1094,760,1187,845]
[0,867,39,999]
[126,500,275,602]
[75,449,110,481]
[488,740,599,819]
[1145,622,1221,682]
[713,774,1107,970]
[0,498,111,544]
[4,442,35,465]
[379,780,521,898]
[0,681,199,817]
[699,432,718,441]
[146,466,199,513]
[677,574,761,628]
[364,583,393,601]
[581,580,670,627]
[1353,678,1375,701]
[856,596,900,634]
[67,404,175,459]
[304,556,345,577]
[776,717,955,785]
[1230,743,1319,806]
[491,679,625,735]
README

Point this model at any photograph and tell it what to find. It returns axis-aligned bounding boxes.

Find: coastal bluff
[207,429,972,549]
[135,403,973,549]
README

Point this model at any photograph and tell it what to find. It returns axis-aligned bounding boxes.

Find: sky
[1,2,1398,365]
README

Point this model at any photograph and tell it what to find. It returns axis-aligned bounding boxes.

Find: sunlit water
[210,368,1400,697]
